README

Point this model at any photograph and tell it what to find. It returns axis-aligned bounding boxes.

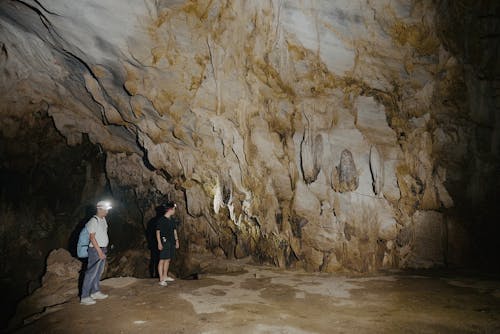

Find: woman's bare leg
[158,259,165,282]
[164,259,171,279]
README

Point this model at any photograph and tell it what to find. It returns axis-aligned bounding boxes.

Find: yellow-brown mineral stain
[251,58,295,97]
[181,0,214,21]
[151,46,167,65]
[123,65,139,96]
[390,21,439,56]
[90,65,108,79]
[172,125,189,143]
[152,91,174,116]
[130,101,143,118]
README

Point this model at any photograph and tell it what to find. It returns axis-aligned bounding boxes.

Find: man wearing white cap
[80,201,112,305]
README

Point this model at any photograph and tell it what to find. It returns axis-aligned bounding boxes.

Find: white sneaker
[90,291,108,300]
[80,297,96,305]
[159,281,168,286]
[164,276,175,282]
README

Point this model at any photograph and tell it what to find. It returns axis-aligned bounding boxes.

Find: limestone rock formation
[333,149,359,193]
[300,126,323,184]
[9,249,81,329]
[369,145,384,196]
[1,3,499,317]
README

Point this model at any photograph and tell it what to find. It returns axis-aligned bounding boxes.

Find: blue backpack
[77,216,97,258]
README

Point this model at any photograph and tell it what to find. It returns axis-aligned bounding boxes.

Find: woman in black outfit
[156,201,180,286]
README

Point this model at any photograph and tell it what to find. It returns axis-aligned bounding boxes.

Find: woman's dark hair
[162,201,176,211]
[155,205,167,216]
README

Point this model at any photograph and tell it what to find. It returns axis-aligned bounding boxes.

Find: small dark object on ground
[182,273,199,280]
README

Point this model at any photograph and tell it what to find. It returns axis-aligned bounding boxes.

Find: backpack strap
[85,216,99,231]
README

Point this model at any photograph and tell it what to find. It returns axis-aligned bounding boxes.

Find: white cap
[96,201,112,210]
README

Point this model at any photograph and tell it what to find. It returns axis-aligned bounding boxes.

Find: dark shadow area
[145,205,166,278]
[181,272,199,280]
[0,112,107,331]
[436,0,500,273]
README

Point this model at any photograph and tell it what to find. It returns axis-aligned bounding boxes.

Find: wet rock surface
[10,263,500,334]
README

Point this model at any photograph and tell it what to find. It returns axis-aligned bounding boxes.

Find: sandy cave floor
[12,265,500,334]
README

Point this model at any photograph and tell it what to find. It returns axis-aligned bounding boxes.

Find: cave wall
[0,105,111,326]
[0,0,499,298]
[436,0,500,268]
[0,101,164,327]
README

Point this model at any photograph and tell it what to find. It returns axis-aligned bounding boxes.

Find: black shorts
[159,242,175,260]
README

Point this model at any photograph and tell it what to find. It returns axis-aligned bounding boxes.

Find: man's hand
[98,250,106,260]
[175,240,179,249]
[89,233,106,259]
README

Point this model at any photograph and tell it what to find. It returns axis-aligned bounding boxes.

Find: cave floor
[13,265,500,334]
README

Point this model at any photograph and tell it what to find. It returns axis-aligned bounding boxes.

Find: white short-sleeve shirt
[86,216,109,247]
